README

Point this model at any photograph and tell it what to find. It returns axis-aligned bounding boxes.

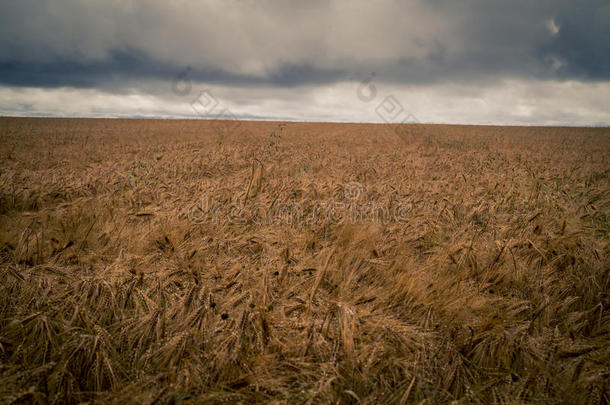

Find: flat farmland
[0,118,608,404]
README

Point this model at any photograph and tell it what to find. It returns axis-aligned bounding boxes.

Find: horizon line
[1,115,608,129]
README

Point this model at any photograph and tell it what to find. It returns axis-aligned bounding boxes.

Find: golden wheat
[0,118,608,404]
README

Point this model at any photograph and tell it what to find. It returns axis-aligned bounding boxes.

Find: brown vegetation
[0,117,609,404]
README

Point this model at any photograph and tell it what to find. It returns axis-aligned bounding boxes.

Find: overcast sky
[1,0,608,125]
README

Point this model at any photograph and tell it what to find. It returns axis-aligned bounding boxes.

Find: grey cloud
[542,0,610,80]
[0,49,347,89]
[1,0,608,89]
[0,0,608,124]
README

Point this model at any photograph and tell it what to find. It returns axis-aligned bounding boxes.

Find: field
[0,117,608,404]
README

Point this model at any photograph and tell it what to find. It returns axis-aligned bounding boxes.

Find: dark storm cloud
[0,0,608,89]
[0,49,347,89]
[541,1,610,80]
[383,0,610,83]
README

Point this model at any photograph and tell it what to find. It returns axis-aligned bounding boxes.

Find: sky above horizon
[1,1,609,126]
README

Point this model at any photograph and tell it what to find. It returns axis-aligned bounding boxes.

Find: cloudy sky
[1,0,608,125]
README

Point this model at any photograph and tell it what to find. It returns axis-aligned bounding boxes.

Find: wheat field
[0,117,608,404]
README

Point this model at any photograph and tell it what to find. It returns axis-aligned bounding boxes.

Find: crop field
[0,117,608,404]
